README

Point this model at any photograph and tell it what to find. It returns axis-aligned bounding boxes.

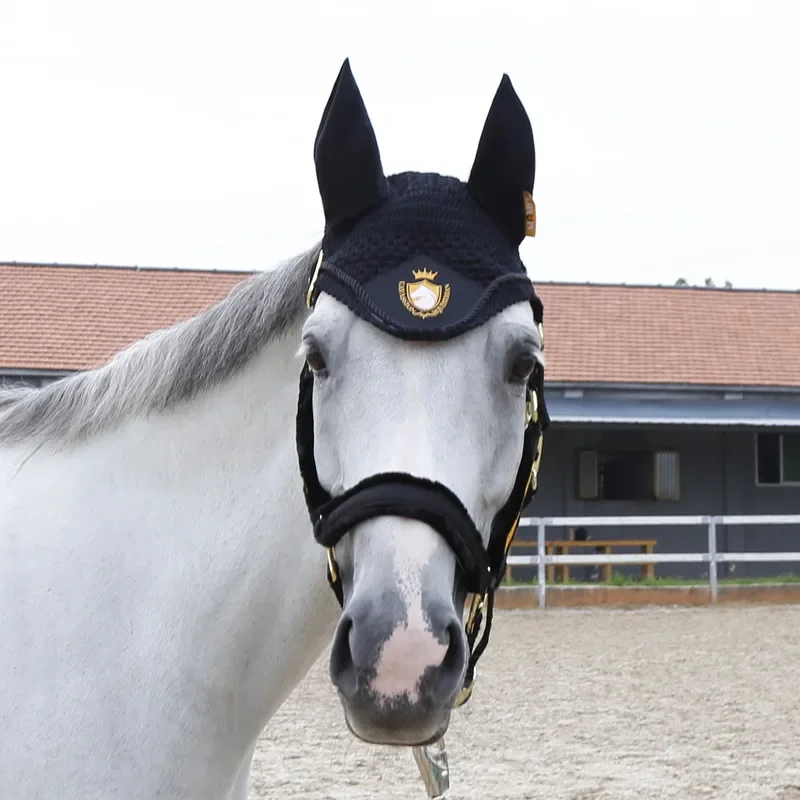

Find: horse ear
[314,59,389,230]
[467,75,535,247]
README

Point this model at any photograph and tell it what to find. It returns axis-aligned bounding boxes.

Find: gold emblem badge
[398,268,451,318]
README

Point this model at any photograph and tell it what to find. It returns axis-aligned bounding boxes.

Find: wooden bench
[505,539,658,583]
[546,539,657,583]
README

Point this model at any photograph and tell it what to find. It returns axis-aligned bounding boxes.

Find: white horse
[0,62,544,799]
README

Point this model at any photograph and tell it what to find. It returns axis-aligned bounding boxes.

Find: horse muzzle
[328,593,468,746]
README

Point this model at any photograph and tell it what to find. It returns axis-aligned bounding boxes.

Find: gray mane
[0,245,320,446]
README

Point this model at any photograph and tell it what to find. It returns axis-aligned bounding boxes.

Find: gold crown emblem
[412,268,438,281]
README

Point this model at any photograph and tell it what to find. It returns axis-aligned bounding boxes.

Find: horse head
[297,60,547,747]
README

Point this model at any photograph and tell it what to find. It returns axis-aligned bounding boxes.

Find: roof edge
[0,367,74,377]
[533,279,800,296]
[547,380,800,394]
[0,261,258,277]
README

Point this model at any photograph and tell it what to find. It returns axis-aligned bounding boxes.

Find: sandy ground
[251,605,800,800]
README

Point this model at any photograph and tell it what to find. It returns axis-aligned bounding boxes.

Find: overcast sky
[1,0,798,290]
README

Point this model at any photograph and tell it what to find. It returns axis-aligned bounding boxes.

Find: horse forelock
[0,245,320,446]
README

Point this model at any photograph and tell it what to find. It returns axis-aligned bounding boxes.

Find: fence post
[537,519,547,609]
[708,516,718,603]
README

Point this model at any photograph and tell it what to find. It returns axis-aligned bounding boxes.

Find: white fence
[507,514,800,608]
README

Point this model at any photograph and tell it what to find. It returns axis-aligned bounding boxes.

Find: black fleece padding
[313,472,492,596]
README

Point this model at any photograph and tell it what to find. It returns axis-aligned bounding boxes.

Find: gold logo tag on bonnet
[398,268,451,318]
[524,191,536,237]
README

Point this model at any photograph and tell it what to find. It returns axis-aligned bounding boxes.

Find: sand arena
[251,604,800,799]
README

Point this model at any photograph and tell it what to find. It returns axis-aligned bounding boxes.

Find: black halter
[295,256,548,706]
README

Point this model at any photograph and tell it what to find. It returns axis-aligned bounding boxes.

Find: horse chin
[341,698,451,747]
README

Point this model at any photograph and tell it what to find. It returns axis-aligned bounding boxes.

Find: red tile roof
[0,264,248,372]
[536,282,800,388]
[2,263,799,388]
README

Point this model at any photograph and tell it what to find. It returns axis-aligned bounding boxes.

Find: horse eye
[306,348,327,374]
[509,352,537,385]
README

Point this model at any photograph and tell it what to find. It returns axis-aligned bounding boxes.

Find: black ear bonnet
[310,59,543,339]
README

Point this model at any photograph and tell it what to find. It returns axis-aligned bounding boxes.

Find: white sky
[1,0,798,289]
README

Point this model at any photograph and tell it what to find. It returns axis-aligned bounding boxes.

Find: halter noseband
[296,254,548,706]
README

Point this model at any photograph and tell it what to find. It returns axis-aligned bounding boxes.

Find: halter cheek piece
[295,256,548,706]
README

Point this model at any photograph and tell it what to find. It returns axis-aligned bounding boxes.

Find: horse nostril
[442,619,466,673]
[427,617,467,701]
[329,614,357,700]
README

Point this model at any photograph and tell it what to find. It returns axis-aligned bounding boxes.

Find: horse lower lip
[345,716,449,748]
[341,699,451,747]
[357,731,445,747]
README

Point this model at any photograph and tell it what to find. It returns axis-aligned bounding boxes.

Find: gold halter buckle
[326,546,339,583]
[454,592,487,707]
[525,389,538,427]
[455,677,475,708]
[530,435,543,494]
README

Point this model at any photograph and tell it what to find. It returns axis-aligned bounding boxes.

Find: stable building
[527,281,800,579]
[2,262,799,578]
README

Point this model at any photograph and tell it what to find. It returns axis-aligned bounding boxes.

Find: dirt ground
[251,605,800,800]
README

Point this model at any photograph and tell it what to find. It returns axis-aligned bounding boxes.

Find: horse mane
[0,245,320,446]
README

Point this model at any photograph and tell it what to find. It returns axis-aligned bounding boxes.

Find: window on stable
[756,432,800,485]
[577,450,680,501]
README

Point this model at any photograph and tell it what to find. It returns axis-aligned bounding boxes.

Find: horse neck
[0,324,339,796]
